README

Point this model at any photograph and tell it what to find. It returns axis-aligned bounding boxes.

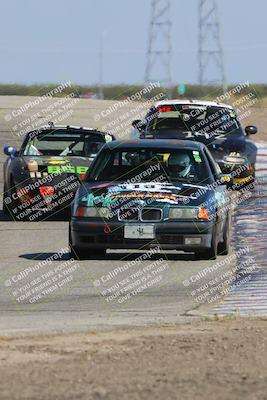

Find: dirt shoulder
[0,318,266,400]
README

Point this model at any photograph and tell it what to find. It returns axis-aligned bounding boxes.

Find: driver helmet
[125,152,140,166]
[168,153,191,177]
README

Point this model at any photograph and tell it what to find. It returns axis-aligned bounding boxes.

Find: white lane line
[211,142,267,316]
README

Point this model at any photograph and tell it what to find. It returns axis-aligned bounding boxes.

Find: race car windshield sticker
[182,105,207,111]
[108,182,181,193]
[106,183,197,203]
[158,111,180,118]
[48,160,70,165]
[193,151,202,163]
[47,165,89,174]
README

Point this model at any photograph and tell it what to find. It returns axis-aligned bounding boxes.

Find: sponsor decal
[234,176,252,184]
[48,160,70,165]
[193,151,202,163]
[47,165,89,174]
[82,193,117,207]
[111,192,177,201]
[82,182,199,208]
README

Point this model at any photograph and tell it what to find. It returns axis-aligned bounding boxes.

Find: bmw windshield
[87,148,213,184]
[23,130,108,157]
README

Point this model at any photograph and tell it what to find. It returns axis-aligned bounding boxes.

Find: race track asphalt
[0,213,236,335]
[0,96,263,335]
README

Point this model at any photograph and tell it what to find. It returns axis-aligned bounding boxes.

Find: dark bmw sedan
[69,140,232,260]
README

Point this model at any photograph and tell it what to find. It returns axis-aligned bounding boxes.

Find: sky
[0,0,266,85]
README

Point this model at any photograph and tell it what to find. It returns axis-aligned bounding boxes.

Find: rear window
[149,105,241,137]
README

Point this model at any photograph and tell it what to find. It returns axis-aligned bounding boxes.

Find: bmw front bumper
[70,219,215,251]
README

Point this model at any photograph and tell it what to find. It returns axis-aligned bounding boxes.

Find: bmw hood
[77,181,214,208]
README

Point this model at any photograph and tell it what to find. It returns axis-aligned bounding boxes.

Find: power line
[145,0,172,92]
[198,0,227,91]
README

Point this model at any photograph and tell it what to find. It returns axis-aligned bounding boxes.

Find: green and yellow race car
[3,124,115,221]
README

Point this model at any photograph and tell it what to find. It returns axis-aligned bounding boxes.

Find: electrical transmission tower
[198,0,227,91]
[145,0,172,93]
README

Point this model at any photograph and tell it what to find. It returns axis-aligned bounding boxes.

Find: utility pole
[198,0,227,92]
[145,0,172,96]
[98,31,105,100]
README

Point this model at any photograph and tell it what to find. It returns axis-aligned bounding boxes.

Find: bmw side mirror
[132,120,145,131]
[3,146,18,158]
[245,125,257,135]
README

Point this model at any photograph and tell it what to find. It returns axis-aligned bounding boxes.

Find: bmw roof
[103,139,206,151]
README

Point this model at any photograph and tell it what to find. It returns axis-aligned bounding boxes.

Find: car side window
[204,147,222,178]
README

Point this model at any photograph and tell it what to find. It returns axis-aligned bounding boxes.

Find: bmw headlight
[169,208,198,220]
[98,207,112,218]
[75,206,112,218]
